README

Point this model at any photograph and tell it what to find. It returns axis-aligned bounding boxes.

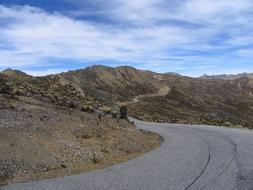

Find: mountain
[2,65,253,185]
[0,67,161,185]
[58,66,253,128]
[129,75,253,128]
[59,65,163,103]
[1,65,253,128]
[200,73,253,80]
[1,68,29,77]
[0,69,95,109]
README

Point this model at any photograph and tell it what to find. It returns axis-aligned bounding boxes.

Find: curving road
[117,86,170,106]
[2,118,253,190]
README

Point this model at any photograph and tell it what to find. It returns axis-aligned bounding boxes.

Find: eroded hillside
[0,69,162,185]
[129,75,253,128]
[56,66,253,128]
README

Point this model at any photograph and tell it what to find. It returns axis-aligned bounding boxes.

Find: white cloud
[0,0,253,75]
[237,49,253,57]
[181,0,251,18]
[23,68,66,76]
[0,5,190,68]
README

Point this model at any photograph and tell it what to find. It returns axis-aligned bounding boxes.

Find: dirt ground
[0,95,162,186]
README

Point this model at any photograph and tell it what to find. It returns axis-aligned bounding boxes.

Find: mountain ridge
[3,65,253,80]
[0,65,162,185]
[200,72,253,80]
[1,65,253,128]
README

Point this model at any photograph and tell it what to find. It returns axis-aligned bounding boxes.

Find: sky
[0,0,253,76]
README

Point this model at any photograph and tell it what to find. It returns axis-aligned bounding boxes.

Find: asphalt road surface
[2,118,253,190]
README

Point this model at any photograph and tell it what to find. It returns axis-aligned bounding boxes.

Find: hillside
[0,69,96,110]
[2,64,253,185]
[2,66,253,130]
[0,68,162,185]
[59,65,162,104]
[57,66,253,128]
[129,76,253,128]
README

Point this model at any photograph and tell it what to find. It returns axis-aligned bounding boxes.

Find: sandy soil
[0,95,162,185]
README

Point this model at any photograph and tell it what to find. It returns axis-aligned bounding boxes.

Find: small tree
[120,106,128,119]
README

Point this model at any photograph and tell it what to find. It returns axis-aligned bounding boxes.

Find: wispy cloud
[0,0,253,76]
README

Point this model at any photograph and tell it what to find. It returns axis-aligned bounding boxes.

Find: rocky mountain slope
[57,66,253,129]
[2,66,253,130]
[0,68,162,185]
[0,68,96,110]
[59,65,162,104]
[129,75,253,128]
[1,65,253,185]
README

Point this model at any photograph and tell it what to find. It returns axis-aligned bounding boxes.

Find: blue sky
[0,0,253,76]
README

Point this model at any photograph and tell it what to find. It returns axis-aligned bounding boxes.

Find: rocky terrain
[129,75,253,128]
[3,66,253,130]
[0,69,96,111]
[2,65,253,185]
[57,66,253,129]
[0,69,162,186]
[59,65,163,104]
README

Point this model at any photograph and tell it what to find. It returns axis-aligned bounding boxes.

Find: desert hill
[1,66,253,129]
[0,69,95,110]
[2,65,253,184]
[130,75,253,128]
[0,67,162,185]
[58,66,253,128]
[59,65,162,103]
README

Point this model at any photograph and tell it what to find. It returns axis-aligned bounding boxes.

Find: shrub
[15,89,26,96]
[0,78,11,94]
[69,102,77,108]
[61,163,67,169]
[81,105,94,113]
[120,106,128,119]
[91,154,99,164]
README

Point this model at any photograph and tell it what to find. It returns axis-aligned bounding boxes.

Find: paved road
[2,119,253,190]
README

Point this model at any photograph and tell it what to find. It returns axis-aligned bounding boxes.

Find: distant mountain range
[1,65,253,128]
[200,73,253,80]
